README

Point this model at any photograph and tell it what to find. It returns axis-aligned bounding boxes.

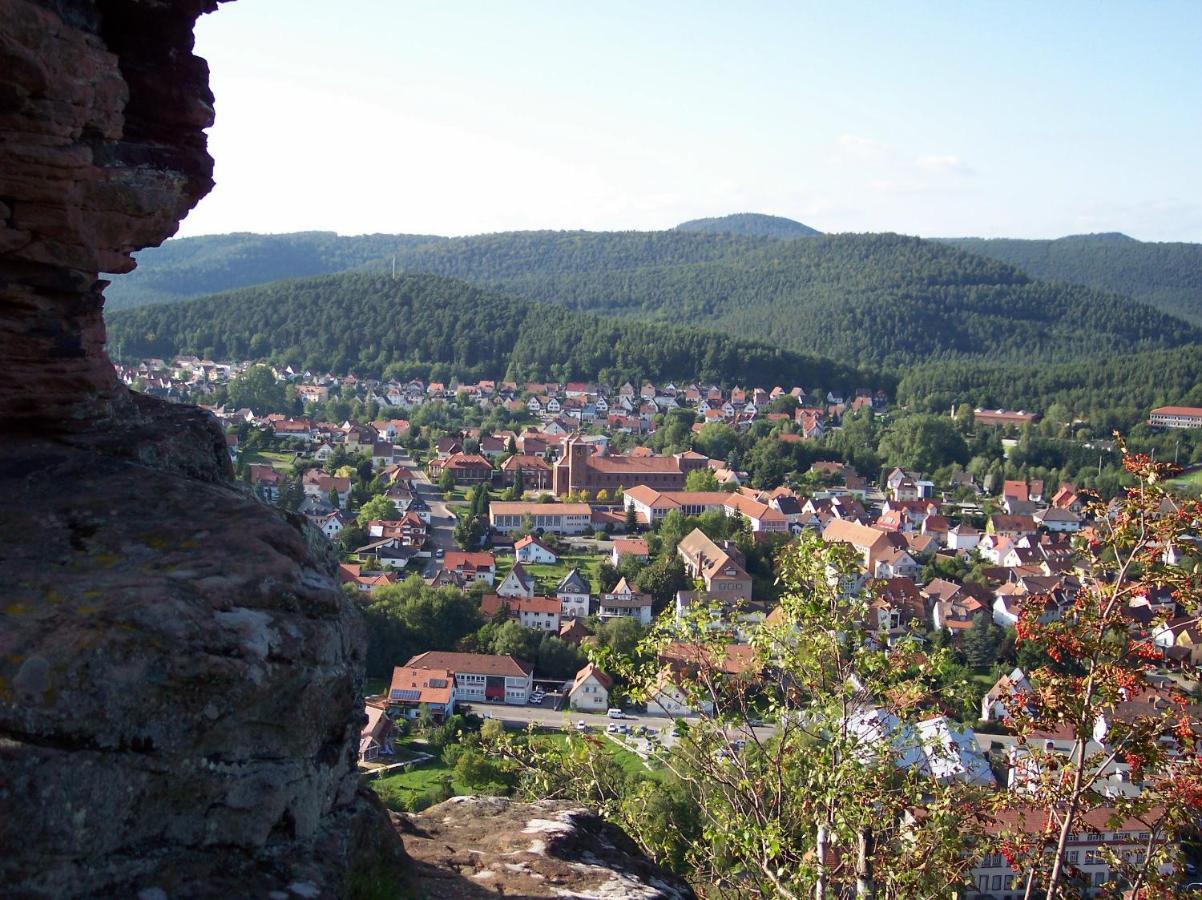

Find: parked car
[606,723,620,734]
[607,708,624,719]
[575,720,588,732]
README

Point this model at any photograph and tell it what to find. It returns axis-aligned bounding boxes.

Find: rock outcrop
[399,797,696,899]
[0,2,689,897]
[0,1,402,895]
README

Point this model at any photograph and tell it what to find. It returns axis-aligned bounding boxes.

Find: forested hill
[106,272,880,391]
[104,231,446,311]
[382,231,1200,368]
[941,234,1202,324]
[104,228,1202,369]
[897,343,1202,431]
[674,213,821,238]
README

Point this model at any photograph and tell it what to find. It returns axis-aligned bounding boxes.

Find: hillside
[897,343,1202,428]
[382,231,1200,368]
[674,213,821,238]
[104,228,1202,369]
[107,272,880,391]
[103,231,446,310]
[941,234,1202,324]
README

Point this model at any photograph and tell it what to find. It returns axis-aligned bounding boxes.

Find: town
[116,354,1202,898]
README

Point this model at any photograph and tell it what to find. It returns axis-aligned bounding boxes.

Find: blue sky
[182,1,1202,241]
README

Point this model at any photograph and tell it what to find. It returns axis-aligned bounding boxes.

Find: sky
[181,1,1202,241]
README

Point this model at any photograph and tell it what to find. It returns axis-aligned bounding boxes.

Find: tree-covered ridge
[673,212,821,238]
[897,343,1202,429]
[107,272,880,390]
[942,234,1202,324]
[392,231,1197,367]
[104,231,446,311]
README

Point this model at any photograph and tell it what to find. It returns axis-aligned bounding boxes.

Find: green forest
[107,272,878,390]
[109,228,1201,369]
[943,233,1202,324]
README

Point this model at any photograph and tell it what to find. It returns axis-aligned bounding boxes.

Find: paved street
[396,453,459,574]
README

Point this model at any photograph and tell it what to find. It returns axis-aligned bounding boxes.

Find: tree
[1002,449,1202,899]
[438,468,456,493]
[684,467,720,492]
[597,560,621,593]
[633,555,689,614]
[511,533,986,896]
[877,414,969,473]
[490,620,541,662]
[961,610,1004,670]
[356,494,395,526]
[623,501,638,533]
[227,364,286,414]
[693,423,738,462]
[512,466,525,497]
[536,634,586,680]
[357,577,483,677]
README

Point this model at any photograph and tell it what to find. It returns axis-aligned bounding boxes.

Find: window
[992,875,1003,891]
[1084,850,1100,865]
[1066,851,1079,864]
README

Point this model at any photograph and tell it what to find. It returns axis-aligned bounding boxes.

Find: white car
[575,720,588,732]
[606,723,620,734]
[607,708,624,719]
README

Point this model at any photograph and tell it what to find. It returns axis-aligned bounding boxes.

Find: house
[500,454,552,491]
[869,577,927,643]
[366,513,427,548]
[302,469,352,509]
[677,529,754,601]
[555,568,591,619]
[645,667,714,717]
[598,577,653,625]
[568,663,613,712]
[981,667,1032,722]
[406,651,533,705]
[443,551,497,586]
[338,563,398,593]
[514,535,559,565]
[385,666,456,722]
[489,501,593,535]
[360,705,395,761]
[1034,506,1082,533]
[247,464,281,503]
[963,806,1172,898]
[988,514,1038,541]
[559,617,592,646]
[480,594,561,632]
[946,522,980,551]
[611,537,649,566]
[496,561,537,598]
[427,452,492,485]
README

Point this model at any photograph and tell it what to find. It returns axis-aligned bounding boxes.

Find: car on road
[607,708,624,719]
[435,548,444,558]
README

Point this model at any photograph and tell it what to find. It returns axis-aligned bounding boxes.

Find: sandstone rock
[0,2,690,897]
[399,796,696,899]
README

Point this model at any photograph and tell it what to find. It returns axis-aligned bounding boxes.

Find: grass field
[494,551,606,593]
[242,450,298,471]
[531,730,659,778]
[1171,467,1202,492]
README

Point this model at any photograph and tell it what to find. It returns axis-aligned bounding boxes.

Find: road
[396,453,459,574]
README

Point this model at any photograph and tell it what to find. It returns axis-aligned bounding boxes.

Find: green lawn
[531,730,660,779]
[243,449,298,470]
[494,551,606,593]
[1171,467,1202,492]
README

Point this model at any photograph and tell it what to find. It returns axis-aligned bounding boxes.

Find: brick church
[552,435,709,496]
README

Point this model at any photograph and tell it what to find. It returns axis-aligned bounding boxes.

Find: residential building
[555,568,591,619]
[677,528,753,601]
[496,562,536,598]
[442,551,496,586]
[385,666,455,721]
[514,535,559,564]
[598,577,653,625]
[360,705,395,761]
[406,651,533,705]
[480,594,561,632]
[568,663,613,712]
